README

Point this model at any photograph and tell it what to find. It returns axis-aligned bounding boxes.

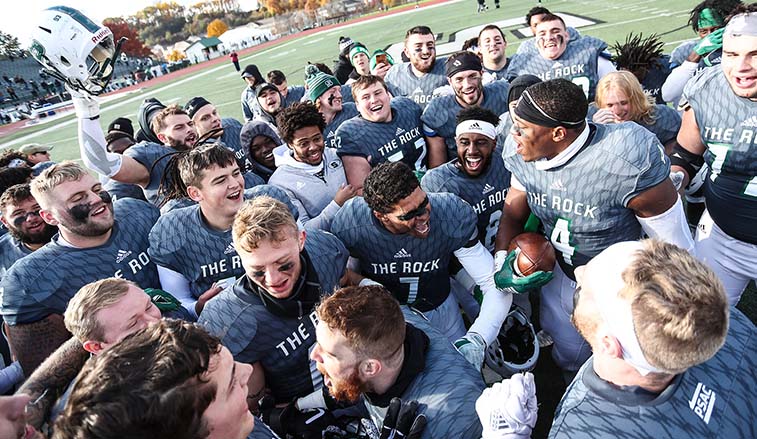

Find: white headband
[455,119,497,140]
[590,241,663,376]
[724,12,757,37]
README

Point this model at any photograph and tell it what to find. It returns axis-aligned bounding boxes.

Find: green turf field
[1,0,700,156]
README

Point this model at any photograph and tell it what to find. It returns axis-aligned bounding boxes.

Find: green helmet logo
[29,40,45,61]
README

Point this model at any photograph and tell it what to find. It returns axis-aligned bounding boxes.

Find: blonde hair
[595,71,655,125]
[64,278,134,343]
[232,196,298,252]
[30,161,88,208]
[620,240,728,374]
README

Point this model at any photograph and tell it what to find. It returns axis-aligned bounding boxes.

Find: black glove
[259,396,337,439]
[380,398,427,439]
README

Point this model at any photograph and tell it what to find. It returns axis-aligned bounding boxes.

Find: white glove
[453,332,486,370]
[68,86,101,119]
[494,250,507,272]
[476,372,538,439]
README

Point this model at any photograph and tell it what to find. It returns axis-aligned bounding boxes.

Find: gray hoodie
[269,145,347,231]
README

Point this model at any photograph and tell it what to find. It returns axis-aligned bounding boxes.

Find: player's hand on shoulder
[334,183,357,206]
[380,397,427,439]
[195,283,224,315]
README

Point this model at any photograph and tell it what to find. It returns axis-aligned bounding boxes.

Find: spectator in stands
[18,143,53,165]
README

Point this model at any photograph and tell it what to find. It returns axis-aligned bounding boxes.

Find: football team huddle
[0,1,755,438]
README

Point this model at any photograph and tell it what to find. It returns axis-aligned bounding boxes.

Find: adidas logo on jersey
[689,382,716,424]
[224,243,236,255]
[396,127,406,136]
[482,183,495,194]
[550,179,567,191]
[393,248,412,258]
[296,181,306,189]
[741,116,757,127]
[327,130,336,138]
[115,249,132,264]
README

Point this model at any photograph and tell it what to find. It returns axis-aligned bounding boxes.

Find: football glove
[380,398,427,439]
[476,372,538,439]
[68,85,101,119]
[259,396,337,439]
[494,251,553,294]
[454,331,487,370]
[694,28,724,56]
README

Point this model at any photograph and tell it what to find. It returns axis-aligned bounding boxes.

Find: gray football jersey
[123,141,178,206]
[421,148,510,252]
[0,234,31,281]
[516,27,582,55]
[684,66,757,244]
[324,103,359,149]
[363,309,485,439]
[550,308,757,439]
[103,179,146,202]
[283,85,306,108]
[0,199,161,325]
[149,205,242,298]
[507,35,608,100]
[219,117,249,171]
[421,81,510,157]
[331,193,476,311]
[384,58,449,109]
[248,418,280,439]
[503,123,670,278]
[199,229,348,402]
[335,97,427,171]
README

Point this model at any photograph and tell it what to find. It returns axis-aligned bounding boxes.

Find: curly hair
[526,79,588,127]
[612,33,665,81]
[456,105,500,127]
[689,0,742,31]
[363,162,419,214]
[0,150,31,168]
[0,167,33,196]
[276,102,327,144]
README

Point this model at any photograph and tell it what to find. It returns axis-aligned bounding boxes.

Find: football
[508,233,557,276]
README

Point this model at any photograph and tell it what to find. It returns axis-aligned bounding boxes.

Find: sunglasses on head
[397,196,429,221]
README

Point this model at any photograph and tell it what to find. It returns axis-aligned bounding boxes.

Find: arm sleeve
[597,56,617,80]
[661,61,698,103]
[637,195,695,254]
[454,242,512,345]
[157,265,198,318]
[79,117,123,177]
[510,174,526,192]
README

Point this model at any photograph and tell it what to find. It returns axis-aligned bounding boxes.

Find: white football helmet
[485,307,540,378]
[29,6,123,95]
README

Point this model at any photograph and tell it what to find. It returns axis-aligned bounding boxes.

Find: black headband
[445,52,482,78]
[513,90,584,128]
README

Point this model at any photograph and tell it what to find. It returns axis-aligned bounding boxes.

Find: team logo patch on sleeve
[689,382,716,424]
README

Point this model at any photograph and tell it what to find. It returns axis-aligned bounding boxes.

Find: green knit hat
[304,64,340,102]
[349,44,370,65]
[369,49,395,72]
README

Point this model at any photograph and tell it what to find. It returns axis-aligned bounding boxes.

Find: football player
[184,96,248,172]
[199,196,349,410]
[422,51,510,166]
[494,79,694,375]
[303,65,359,149]
[506,14,615,101]
[334,75,427,192]
[0,162,160,376]
[331,162,512,367]
[672,8,757,305]
[384,26,448,109]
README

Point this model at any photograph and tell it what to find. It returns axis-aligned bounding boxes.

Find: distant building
[184,37,225,62]
[217,24,274,50]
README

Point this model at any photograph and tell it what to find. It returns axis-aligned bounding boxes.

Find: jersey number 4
[550,218,576,265]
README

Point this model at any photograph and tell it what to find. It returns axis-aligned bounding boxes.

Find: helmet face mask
[485,307,540,378]
[30,6,121,95]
